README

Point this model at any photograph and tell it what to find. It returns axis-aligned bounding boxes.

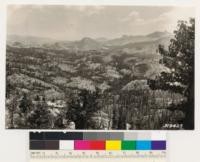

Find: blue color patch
[136,141,151,150]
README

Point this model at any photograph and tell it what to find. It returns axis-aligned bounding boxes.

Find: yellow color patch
[106,140,121,150]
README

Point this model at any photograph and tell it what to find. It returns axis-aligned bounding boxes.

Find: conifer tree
[148,18,194,129]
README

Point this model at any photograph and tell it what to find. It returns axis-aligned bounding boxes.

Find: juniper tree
[27,98,51,129]
[66,89,101,129]
[19,93,32,114]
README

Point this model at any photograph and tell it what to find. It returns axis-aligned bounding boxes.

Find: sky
[7,5,195,41]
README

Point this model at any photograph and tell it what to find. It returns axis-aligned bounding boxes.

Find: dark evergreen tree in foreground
[27,98,51,129]
[19,93,32,114]
[148,18,194,129]
[66,89,101,129]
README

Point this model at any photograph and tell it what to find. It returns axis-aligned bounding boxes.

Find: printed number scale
[30,150,166,159]
[29,150,167,162]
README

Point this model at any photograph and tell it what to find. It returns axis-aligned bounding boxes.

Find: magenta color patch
[74,140,91,150]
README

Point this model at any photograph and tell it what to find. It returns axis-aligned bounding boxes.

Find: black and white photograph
[6,5,195,130]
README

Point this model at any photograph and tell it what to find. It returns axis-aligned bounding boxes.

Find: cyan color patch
[136,141,151,150]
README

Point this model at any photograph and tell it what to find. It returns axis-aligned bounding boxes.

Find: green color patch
[121,141,136,150]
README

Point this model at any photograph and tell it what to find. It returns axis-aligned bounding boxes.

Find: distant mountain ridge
[146,31,171,38]
[7,31,173,51]
[7,34,58,48]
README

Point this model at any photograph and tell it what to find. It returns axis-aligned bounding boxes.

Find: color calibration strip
[30,132,166,151]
